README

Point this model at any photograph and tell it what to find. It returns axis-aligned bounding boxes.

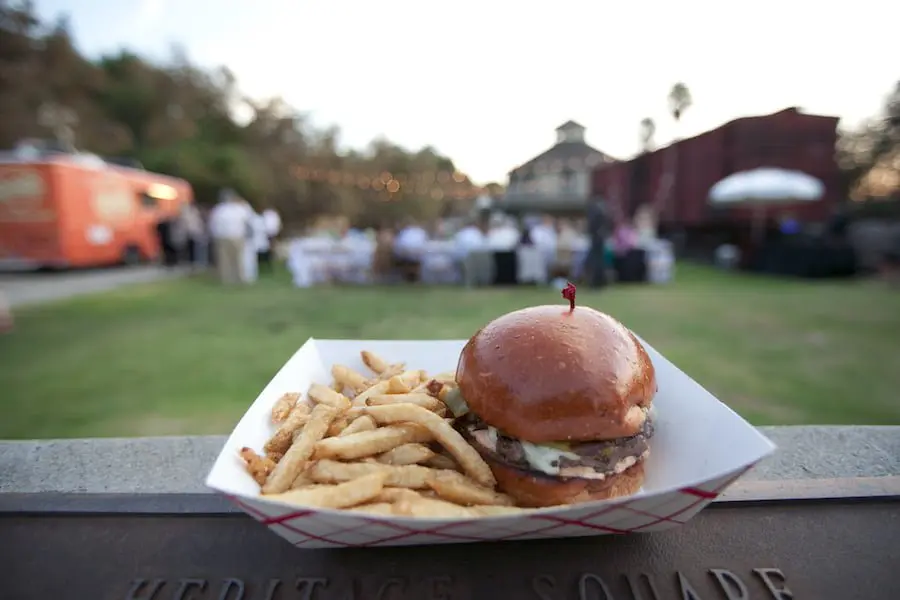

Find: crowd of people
[155,189,282,285]
[288,199,670,288]
[150,190,671,290]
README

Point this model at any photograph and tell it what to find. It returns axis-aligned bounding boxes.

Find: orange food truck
[0,153,194,270]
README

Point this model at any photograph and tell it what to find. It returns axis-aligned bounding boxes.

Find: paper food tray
[206,339,775,548]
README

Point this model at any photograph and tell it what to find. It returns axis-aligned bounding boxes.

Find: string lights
[291,165,487,200]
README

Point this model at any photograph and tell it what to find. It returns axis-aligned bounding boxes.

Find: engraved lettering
[375,578,407,600]
[218,579,245,600]
[709,570,748,600]
[173,579,207,600]
[624,574,661,600]
[262,580,282,600]
[429,576,454,600]
[124,579,165,600]
[753,569,793,600]
[676,572,704,600]
[296,578,329,600]
[531,575,558,600]
[337,580,359,600]
[579,573,614,600]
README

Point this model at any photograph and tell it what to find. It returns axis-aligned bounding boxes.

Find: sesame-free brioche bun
[456,304,656,443]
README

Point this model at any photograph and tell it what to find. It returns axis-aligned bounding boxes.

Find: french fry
[308,384,351,410]
[424,453,460,471]
[271,392,300,423]
[377,443,435,466]
[470,505,532,516]
[332,365,371,393]
[313,424,432,460]
[393,496,476,519]
[290,472,315,489]
[263,472,387,509]
[348,502,396,516]
[367,393,443,412]
[264,406,310,459]
[373,487,423,504]
[307,459,456,489]
[351,380,390,408]
[386,375,412,395]
[238,348,548,520]
[240,447,276,485]
[338,415,376,437]
[326,418,350,437]
[431,371,456,384]
[377,363,406,381]
[263,404,338,494]
[365,403,497,488]
[361,350,390,374]
[427,471,514,507]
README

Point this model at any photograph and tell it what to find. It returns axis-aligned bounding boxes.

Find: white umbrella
[708,168,824,241]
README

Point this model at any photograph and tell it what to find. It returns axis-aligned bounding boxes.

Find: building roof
[556,120,585,131]
[508,120,615,177]
[509,142,613,177]
[496,192,590,213]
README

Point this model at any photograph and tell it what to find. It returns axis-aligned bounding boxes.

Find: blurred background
[1,0,899,439]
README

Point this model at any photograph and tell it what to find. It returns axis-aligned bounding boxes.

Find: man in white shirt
[208,189,253,284]
[453,222,486,261]
[530,215,558,270]
[486,214,520,251]
[454,220,489,287]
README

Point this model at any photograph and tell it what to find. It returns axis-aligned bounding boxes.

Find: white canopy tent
[708,168,824,240]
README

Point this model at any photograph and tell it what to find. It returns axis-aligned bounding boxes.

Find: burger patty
[457,412,654,476]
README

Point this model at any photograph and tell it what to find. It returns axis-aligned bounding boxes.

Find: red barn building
[592,108,841,238]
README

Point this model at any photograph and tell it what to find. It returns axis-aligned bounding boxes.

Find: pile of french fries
[240,349,531,518]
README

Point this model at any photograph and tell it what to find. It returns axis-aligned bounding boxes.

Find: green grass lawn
[2,265,899,439]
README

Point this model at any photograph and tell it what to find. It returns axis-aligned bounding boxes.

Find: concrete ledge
[1,426,898,494]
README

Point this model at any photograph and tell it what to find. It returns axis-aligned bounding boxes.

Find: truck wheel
[122,245,143,266]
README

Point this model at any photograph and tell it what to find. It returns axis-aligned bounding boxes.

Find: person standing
[453,219,487,287]
[0,291,13,334]
[262,207,282,270]
[178,202,208,271]
[584,198,612,288]
[241,201,259,284]
[252,211,272,274]
[208,189,252,285]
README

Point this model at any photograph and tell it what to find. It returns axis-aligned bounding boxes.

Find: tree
[653,82,693,226]
[639,117,656,153]
[0,1,477,227]
[668,82,692,122]
[837,80,900,200]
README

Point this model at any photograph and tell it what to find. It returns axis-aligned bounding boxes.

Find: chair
[516,246,548,284]
[287,240,314,288]
[463,250,495,287]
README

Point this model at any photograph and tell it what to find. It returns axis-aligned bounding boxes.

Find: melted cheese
[465,403,654,478]
[474,425,579,476]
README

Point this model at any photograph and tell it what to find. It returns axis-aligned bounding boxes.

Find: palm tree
[639,117,656,153]
[654,82,692,227]
[668,82,692,122]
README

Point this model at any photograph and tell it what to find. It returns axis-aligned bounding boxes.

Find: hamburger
[445,285,656,507]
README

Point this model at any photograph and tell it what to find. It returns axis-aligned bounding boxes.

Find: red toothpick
[561,282,576,313]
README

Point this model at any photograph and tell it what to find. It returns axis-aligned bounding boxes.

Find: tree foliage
[837,81,900,200]
[0,1,473,227]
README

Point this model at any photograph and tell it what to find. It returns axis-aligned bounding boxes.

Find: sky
[34,0,900,184]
